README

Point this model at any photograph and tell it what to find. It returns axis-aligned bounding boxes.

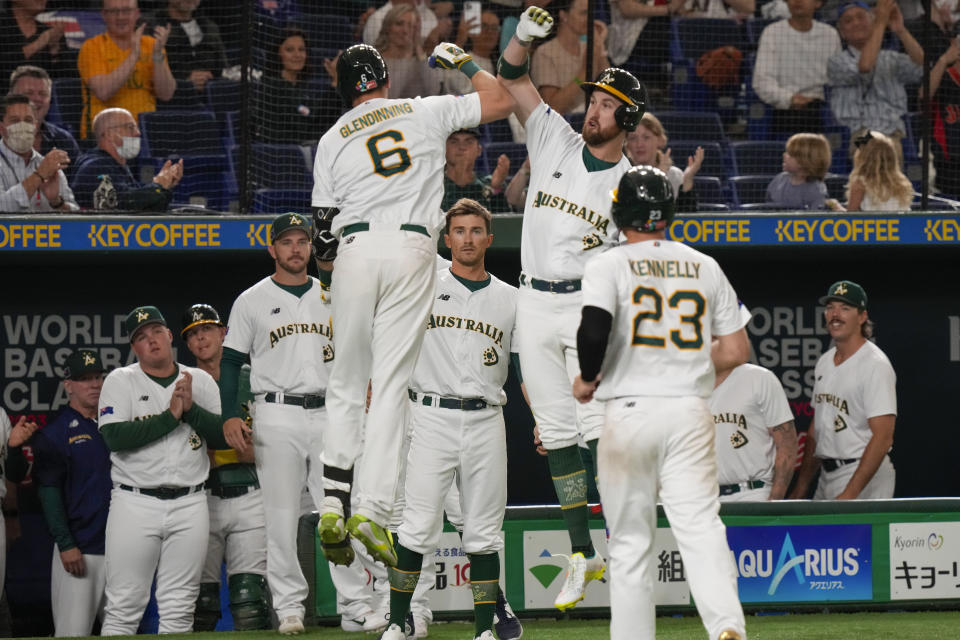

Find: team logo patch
[552,171,562,179]
[438,294,450,301]
[323,344,335,363]
[82,353,96,366]
[193,311,204,321]
[482,347,499,367]
[833,282,848,296]
[136,309,150,322]
[730,430,748,449]
[833,415,847,432]
[271,307,281,315]
[68,419,79,429]
[139,395,149,401]
[355,78,378,92]
[188,431,203,450]
[100,406,113,416]
[582,233,603,250]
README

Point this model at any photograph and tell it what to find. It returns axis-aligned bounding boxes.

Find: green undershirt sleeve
[99,411,180,451]
[510,352,523,384]
[5,446,29,483]
[220,347,247,421]
[37,485,77,552]
[184,404,228,449]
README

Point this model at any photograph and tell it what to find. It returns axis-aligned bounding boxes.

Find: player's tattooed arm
[767,420,797,500]
[787,426,821,499]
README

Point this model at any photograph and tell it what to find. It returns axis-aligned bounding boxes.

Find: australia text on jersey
[268,321,333,348]
[338,102,415,138]
[531,190,610,235]
[814,392,849,415]
[426,314,504,347]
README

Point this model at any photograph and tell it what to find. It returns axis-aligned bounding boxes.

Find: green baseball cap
[819,280,868,309]
[270,212,311,242]
[125,305,167,341]
[63,349,105,380]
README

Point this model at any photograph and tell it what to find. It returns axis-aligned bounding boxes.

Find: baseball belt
[262,392,325,409]
[408,389,488,411]
[719,480,766,496]
[822,458,858,472]
[341,222,430,238]
[210,483,260,499]
[118,482,206,500]
[519,272,582,293]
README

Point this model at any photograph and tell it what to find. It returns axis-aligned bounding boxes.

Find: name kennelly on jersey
[629,259,701,279]
[269,322,333,348]
[531,191,610,235]
[426,314,504,347]
[339,102,414,138]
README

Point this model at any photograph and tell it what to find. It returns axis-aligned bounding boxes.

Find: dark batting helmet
[610,165,676,232]
[336,44,389,108]
[181,303,224,338]
[580,67,647,131]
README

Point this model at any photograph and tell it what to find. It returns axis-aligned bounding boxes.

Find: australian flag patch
[100,406,114,417]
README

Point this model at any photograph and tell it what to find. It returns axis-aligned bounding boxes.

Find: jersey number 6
[631,286,705,350]
[366,130,412,177]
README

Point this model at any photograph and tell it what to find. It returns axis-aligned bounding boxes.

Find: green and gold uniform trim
[471,579,498,605]
[388,566,421,593]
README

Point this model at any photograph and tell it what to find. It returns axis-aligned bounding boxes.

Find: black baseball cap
[181,303,223,337]
[126,305,167,341]
[819,280,868,309]
[63,349,105,380]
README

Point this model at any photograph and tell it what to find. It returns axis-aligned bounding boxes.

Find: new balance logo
[271,307,281,314]
[553,171,562,178]
[438,294,450,301]
[139,395,149,401]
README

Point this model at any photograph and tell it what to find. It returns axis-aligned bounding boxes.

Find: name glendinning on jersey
[710,364,794,485]
[582,239,745,400]
[98,364,220,488]
[224,276,333,396]
[521,103,632,281]
[812,340,896,460]
[312,93,482,236]
[410,269,518,406]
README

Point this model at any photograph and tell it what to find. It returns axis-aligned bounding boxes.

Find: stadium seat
[729,141,784,176]
[157,80,208,110]
[298,13,357,52]
[729,175,774,207]
[233,143,313,191]
[252,188,312,213]
[669,141,727,178]
[206,80,242,116]
[693,176,725,204]
[140,110,224,158]
[656,111,727,142]
[50,77,83,136]
[745,18,776,48]
[483,142,527,181]
[824,173,847,201]
[670,19,744,63]
[482,119,514,144]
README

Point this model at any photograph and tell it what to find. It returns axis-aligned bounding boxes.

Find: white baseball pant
[600,397,745,640]
[51,550,107,636]
[719,486,771,503]
[201,489,267,582]
[815,455,895,500]
[516,287,604,450]
[101,488,209,635]
[325,229,437,524]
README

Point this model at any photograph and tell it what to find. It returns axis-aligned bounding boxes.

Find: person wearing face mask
[9,65,80,165]
[0,93,77,212]
[70,107,183,210]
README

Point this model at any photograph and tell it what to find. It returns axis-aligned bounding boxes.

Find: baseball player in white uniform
[573,166,748,640]
[711,363,797,502]
[310,42,515,569]
[1,409,38,599]
[789,280,897,500]
[98,306,226,635]
[220,213,333,635]
[380,199,518,640]
[497,6,646,609]
[180,304,271,632]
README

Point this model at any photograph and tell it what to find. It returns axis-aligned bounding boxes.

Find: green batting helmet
[610,165,676,232]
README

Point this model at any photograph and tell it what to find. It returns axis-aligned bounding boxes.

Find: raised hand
[428,42,473,70]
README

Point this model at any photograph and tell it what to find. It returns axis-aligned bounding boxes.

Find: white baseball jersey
[582,239,746,400]
[98,364,220,487]
[410,269,518,405]
[710,364,794,485]
[812,340,897,460]
[312,93,482,235]
[223,276,332,395]
[520,102,632,280]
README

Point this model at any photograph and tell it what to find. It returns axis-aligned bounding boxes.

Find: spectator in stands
[71,107,182,210]
[441,128,510,213]
[9,65,80,164]
[680,0,755,18]
[254,28,332,144]
[752,0,841,136]
[608,0,685,97]
[505,155,530,211]
[77,0,177,139]
[766,132,832,210]
[929,35,960,197]
[623,112,703,212]
[844,130,914,210]
[162,0,229,95]
[827,0,923,161]
[0,0,73,85]
[530,0,610,115]
[445,10,501,95]
[374,4,443,99]
[363,0,451,52]
[906,0,958,62]
[0,93,77,212]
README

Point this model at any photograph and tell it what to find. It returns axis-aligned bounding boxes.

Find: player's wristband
[497,54,529,80]
[459,59,482,79]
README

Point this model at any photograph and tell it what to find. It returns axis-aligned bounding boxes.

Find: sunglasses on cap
[853,130,874,149]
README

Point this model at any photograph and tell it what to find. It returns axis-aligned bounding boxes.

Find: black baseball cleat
[494,588,523,639]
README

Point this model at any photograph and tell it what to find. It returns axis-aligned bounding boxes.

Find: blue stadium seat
[693,176,725,204]
[157,80,208,110]
[483,142,527,180]
[234,143,313,190]
[729,141,784,175]
[206,80,242,116]
[824,173,847,201]
[252,188,312,213]
[670,19,744,63]
[745,18,776,48]
[729,175,774,207]
[482,119,514,144]
[669,140,727,178]
[656,111,727,142]
[298,13,357,52]
[50,77,83,136]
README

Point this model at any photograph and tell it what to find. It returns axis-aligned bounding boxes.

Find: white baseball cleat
[278,615,305,635]
[474,631,496,640]
[340,608,388,633]
[411,612,429,638]
[552,552,606,611]
[378,623,407,640]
